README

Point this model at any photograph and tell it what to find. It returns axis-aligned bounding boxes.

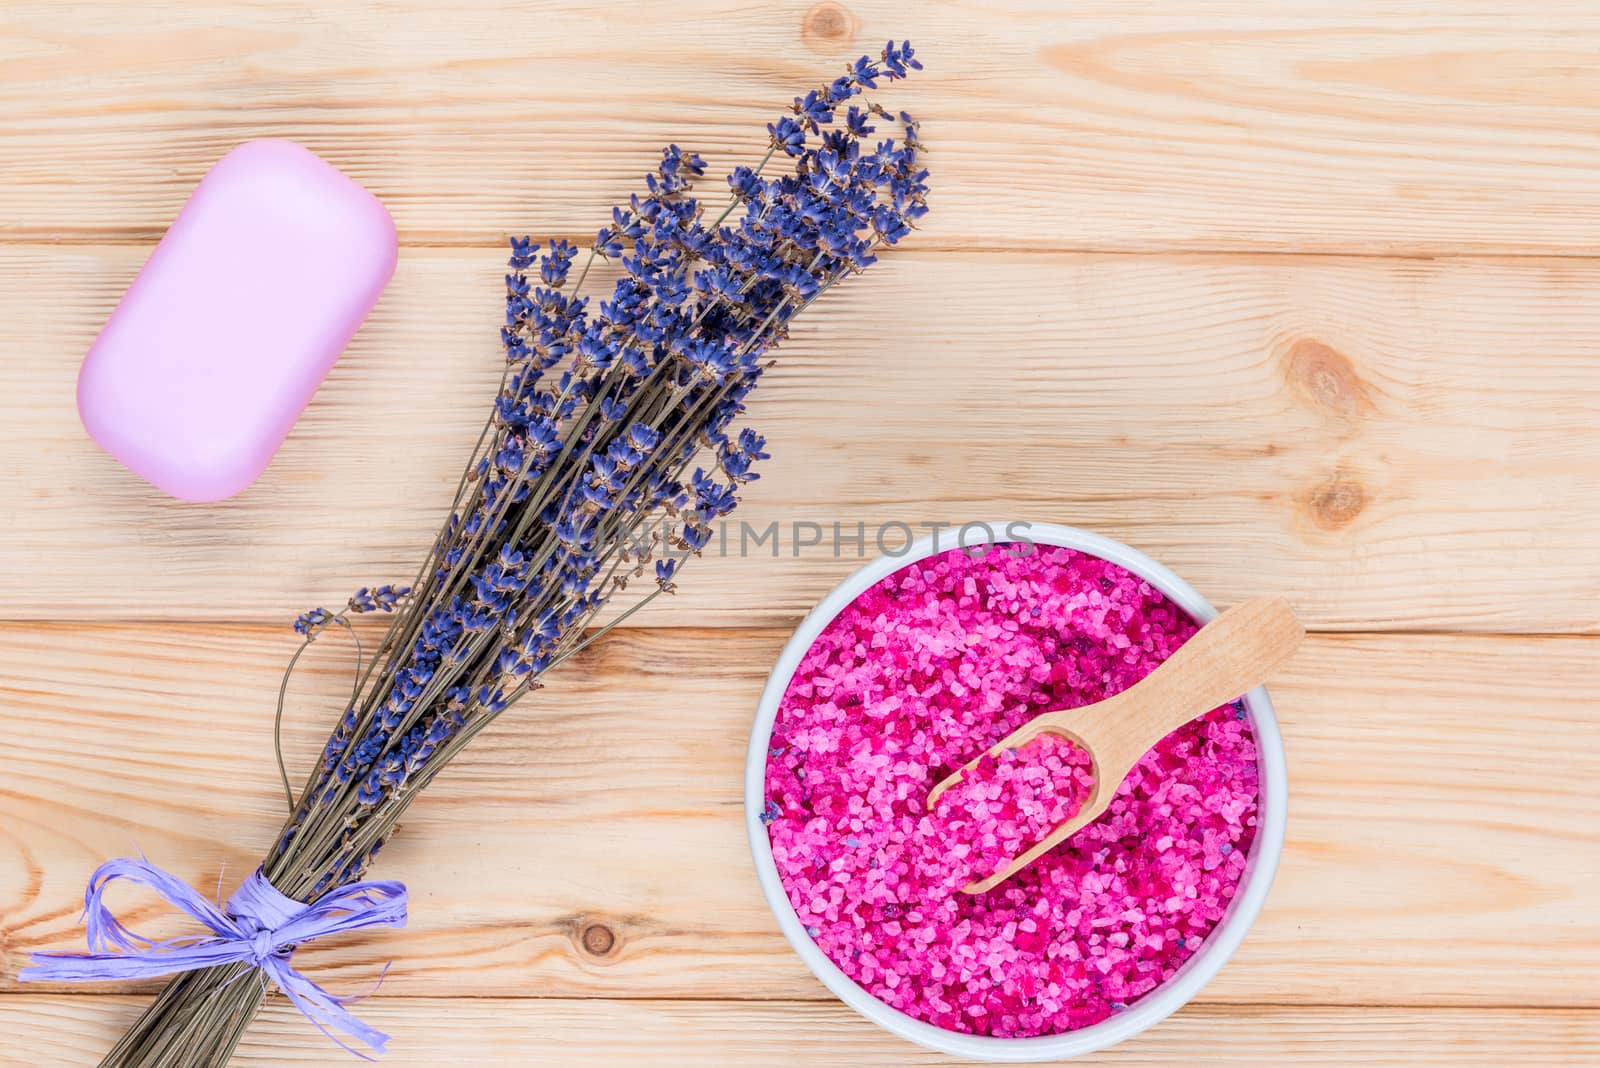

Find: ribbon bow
[21,857,407,1058]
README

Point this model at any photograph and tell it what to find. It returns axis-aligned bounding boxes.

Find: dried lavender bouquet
[22,43,926,1066]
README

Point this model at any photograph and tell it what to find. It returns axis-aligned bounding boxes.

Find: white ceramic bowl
[744,521,1287,1061]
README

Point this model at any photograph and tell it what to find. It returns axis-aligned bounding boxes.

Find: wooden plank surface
[10,3,1600,255]
[3,999,1596,1067]
[4,626,1596,1006]
[5,1,1600,1063]
[3,247,1597,632]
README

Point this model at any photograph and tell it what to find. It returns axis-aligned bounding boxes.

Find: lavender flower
[100,47,926,1067]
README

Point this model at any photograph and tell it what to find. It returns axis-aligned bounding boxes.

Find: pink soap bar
[77,139,397,502]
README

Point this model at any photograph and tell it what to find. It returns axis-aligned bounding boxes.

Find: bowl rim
[743,520,1288,1061]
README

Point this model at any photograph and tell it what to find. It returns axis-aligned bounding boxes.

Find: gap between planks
[14,236,1600,267]
[14,233,1600,264]
[0,990,1591,1012]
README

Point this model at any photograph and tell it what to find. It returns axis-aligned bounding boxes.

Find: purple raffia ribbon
[20,857,407,1059]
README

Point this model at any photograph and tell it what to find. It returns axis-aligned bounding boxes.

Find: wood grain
[3,246,1597,631]
[3,626,1595,1006]
[2,999,1597,1067]
[5,2,1600,1061]
[10,3,1600,254]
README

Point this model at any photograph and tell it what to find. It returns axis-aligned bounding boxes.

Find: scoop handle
[1091,597,1303,771]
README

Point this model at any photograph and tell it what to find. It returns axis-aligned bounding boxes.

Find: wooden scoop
[928,597,1303,895]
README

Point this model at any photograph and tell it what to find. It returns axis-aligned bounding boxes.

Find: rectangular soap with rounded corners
[77,139,397,502]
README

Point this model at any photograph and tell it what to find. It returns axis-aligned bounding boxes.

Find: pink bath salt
[764,545,1259,1038]
[930,735,1095,890]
